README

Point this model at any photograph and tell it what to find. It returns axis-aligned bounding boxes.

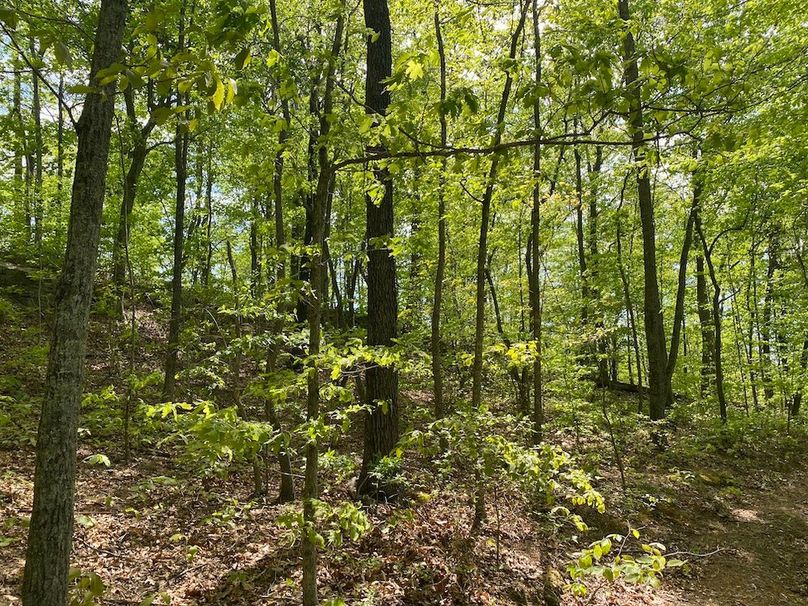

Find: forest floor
[0,429,805,605]
[0,301,806,605]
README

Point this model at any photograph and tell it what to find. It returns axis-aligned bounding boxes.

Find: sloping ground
[662,466,808,605]
[1,442,806,606]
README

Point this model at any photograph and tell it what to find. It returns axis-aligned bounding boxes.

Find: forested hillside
[0,0,806,604]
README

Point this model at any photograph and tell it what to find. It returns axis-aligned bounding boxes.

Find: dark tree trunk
[295,80,319,325]
[588,147,608,386]
[696,217,728,422]
[162,2,190,400]
[163,121,189,400]
[665,158,701,400]
[21,1,127,603]
[202,147,214,286]
[617,177,643,392]
[31,39,43,245]
[358,0,400,498]
[696,253,715,396]
[112,89,155,293]
[619,0,669,420]
[431,9,448,427]
[265,0,296,505]
[529,0,544,443]
[760,236,778,403]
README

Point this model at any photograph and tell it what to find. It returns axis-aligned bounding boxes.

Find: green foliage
[68,568,105,606]
[278,500,371,550]
[567,529,686,595]
[145,401,276,472]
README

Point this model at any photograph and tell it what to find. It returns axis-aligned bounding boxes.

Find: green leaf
[211,78,225,110]
[53,41,72,67]
[84,453,111,467]
[151,107,174,126]
[235,47,251,70]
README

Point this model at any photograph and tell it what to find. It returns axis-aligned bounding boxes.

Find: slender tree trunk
[266,0,296,504]
[13,57,24,231]
[617,188,643,390]
[112,91,154,292]
[21,2,127,603]
[761,236,777,403]
[471,1,529,410]
[696,218,728,422]
[573,142,589,328]
[163,120,189,400]
[696,253,715,396]
[665,159,700,400]
[295,79,319,325]
[619,0,669,420]
[203,147,214,286]
[302,14,344,605]
[431,10,448,428]
[358,0,400,498]
[529,0,544,443]
[57,74,64,206]
[588,147,608,385]
[31,39,43,245]
[225,241,264,495]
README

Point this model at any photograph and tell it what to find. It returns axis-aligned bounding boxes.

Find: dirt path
[656,466,808,605]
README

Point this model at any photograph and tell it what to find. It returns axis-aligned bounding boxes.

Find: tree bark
[21,1,127,603]
[431,9,448,430]
[302,13,344,605]
[358,0,400,498]
[529,0,544,443]
[696,216,728,422]
[471,0,529,410]
[696,253,715,396]
[665,158,701,399]
[163,117,189,400]
[618,0,669,420]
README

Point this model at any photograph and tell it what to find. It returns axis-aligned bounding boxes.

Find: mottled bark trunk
[21,1,127,603]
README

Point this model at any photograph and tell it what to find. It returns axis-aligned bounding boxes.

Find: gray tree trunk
[21,1,128,603]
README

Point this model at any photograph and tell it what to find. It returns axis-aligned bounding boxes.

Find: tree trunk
[112,89,155,293]
[529,0,544,443]
[471,1,529,410]
[665,158,700,400]
[431,9,448,428]
[696,217,728,422]
[302,13,344,605]
[760,236,778,403]
[696,253,715,396]
[163,120,189,400]
[358,0,400,498]
[21,1,127,603]
[618,0,669,420]
[31,39,43,245]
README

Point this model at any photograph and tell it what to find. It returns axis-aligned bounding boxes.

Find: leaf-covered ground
[1,442,806,605]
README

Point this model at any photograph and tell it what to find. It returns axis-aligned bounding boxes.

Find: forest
[0,0,806,604]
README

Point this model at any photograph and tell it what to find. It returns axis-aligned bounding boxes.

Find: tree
[618,0,669,420]
[358,0,399,498]
[21,0,128,602]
